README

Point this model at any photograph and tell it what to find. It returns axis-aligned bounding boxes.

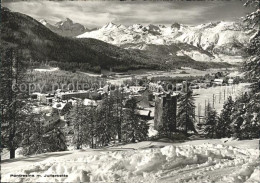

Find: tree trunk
[10,148,15,159]
[76,144,80,150]
[91,136,94,149]
[131,131,135,143]
[118,123,122,143]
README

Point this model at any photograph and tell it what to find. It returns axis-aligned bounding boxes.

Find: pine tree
[216,96,234,138]
[66,100,86,149]
[84,104,98,148]
[45,127,67,152]
[243,0,260,109]
[114,89,124,143]
[1,48,28,159]
[177,90,197,134]
[94,95,117,147]
[122,98,149,143]
[238,92,260,139]
[229,0,260,139]
[203,104,218,138]
[17,101,67,155]
[158,95,177,138]
[230,93,250,139]
[23,110,45,155]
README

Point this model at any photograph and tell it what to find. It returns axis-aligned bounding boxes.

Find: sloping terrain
[1,139,259,183]
[39,18,90,37]
[0,7,158,72]
[78,22,256,63]
[1,7,232,73]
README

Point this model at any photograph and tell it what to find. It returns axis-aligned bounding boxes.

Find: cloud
[2,1,253,28]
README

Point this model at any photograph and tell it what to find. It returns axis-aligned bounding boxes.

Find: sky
[2,0,254,29]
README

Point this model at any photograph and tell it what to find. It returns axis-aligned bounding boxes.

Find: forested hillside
[0,7,158,72]
[1,7,232,73]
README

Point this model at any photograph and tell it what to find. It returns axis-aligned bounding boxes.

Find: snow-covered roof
[32,106,52,113]
[136,109,153,117]
[171,92,179,96]
[31,92,46,96]
[52,102,67,110]
[214,79,224,82]
[59,90,89,96]
[83,99,97,106]
[129,86,146,92]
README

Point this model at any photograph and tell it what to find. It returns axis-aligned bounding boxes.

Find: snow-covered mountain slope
[39,18,90,37]
[77,22,255,63]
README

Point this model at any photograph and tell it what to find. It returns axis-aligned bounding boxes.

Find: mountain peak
[40,18,89,37]
[103,22,117,29]
[65,18,73,22]
[171,22,180,29]
[39,19,48,26]
[55,18,74,27]
[147,24,160,30]
[77,21,254,63]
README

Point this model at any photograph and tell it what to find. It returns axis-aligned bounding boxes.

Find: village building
[89,90,102,100]
[135,109,153,120]
[43,112,60,126]
[149,82,164,92]
[45,94,55,105]
[56,91,90,100]
[213,79,224,86]
[176,83,183,91]
[129,86,146,94]
[83,98,98,107]
[52,101,72,116]
[31,93,48,104]
[228,79,234,84]
[204,79,212,87]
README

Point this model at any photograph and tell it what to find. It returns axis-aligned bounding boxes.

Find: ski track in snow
[1,140,259,183]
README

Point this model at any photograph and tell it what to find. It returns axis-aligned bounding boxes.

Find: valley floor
[1,139,259,183]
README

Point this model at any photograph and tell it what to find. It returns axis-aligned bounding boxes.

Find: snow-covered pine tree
[1,48,28,159]
[243,0,260,82]
[83,104,98,148]
[66,100,86,149]
[122,98,149,143]
[158,95,176,138]
[239,111,256,139]
[216,96,234,138]
[177,90,196,134]
[236,91,260,139]
[110,88,124,143]
[230,93,250,139]
[230,0,260,139]
[96,95,117,146]
[44,127,67,153]
[16,100,67,155]
[22,114,44,155]
[203,104,218,138]
[157,125,172,139]
[243,0,260,99]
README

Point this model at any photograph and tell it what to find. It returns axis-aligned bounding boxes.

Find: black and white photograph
[1,0,259,182]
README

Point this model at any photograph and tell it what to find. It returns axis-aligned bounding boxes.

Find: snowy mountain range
[39,18,90,37]
[77,22,256,63]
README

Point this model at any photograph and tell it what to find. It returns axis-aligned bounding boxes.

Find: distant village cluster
[29,70,241,138]
[30,83,167,127]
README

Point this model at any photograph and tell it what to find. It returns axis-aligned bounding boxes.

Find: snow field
[2,141,259,183]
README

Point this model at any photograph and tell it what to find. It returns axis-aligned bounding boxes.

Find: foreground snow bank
[2,140,259,183]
